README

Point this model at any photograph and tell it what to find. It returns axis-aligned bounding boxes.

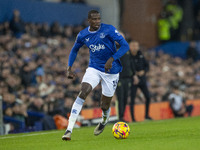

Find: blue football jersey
[68,23,129,74]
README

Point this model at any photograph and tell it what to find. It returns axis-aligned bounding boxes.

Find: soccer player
[62,10,129,141]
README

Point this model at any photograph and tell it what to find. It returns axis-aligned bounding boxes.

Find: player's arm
[112,38,129,60]
[110,26,129,60]
[105,26,129,72]
[67,33,84,79]
[104,57,114,72]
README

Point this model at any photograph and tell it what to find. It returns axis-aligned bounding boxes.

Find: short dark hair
[88,10,100,19]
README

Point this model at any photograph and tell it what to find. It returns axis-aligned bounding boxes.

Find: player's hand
[133,75,139,85]
[66,67,76,79]
[105,57,114,73]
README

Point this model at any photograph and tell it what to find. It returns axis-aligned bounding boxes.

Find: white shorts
[82,67,119,97]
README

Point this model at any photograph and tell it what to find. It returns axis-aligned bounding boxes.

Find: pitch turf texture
[0,117,200,150]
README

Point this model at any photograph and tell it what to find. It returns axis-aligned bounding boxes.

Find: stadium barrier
[155,41,189,59]
[154,40,200,59]
[81,99,200,122]
[3,100,199,133]
[3,116,25,129]
[0,0,99,25]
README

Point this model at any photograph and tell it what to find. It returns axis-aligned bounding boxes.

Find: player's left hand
[105,57,114,73]
[66,66,76,79]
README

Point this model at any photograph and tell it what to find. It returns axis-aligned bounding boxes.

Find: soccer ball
[112,122,130,139]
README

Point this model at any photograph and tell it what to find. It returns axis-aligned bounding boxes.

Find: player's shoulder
[79,27,88,35]
[101,23,114,28]
[101,23,120,36]
[101,23,116,30]
[77,27,89,39]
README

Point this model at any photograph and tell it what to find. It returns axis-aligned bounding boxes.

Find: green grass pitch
[0,116,200,150]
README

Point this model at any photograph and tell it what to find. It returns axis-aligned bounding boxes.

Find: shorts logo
[89,44,105,52]
[113,79,118,90]
[72,109,77,114]
[100,33,105,38]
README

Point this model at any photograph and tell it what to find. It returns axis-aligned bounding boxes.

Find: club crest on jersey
[89,44,105,52]
[113,79,119,90]
[100,33,105,38]
[85,38,90,42]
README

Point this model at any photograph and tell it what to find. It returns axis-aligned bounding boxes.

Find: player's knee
[78,84,92,99]
[79,89,90,99]
[79,91,88,99]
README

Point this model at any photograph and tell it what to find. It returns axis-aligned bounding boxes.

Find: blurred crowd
[145,49,200,103]
[1,8,200,132]
[158,0,200,43]
[157,0,183,43]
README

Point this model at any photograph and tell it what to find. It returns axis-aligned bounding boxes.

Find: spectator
[39,23,50,38]
[35,58,45,84]
[27,97,46,127]
[169,85,193,117]
[20,63,33,88]
[50,21,62,36]
[165,0,183,40]
[12,103,28,122]
[157,12,171,43]
[4,107,13,117]
[2,93,16,110]
[9,9,25,38]
[28,97,45,112]
[158,0,183,41]
[186,41,199,62]
[2,22,12,35]
[62,25,74,40]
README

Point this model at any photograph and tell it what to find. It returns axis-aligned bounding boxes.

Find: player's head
[129,40,139,56]
[88,10,101,31]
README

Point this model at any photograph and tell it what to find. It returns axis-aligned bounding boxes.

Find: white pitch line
[0,131,61,140]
